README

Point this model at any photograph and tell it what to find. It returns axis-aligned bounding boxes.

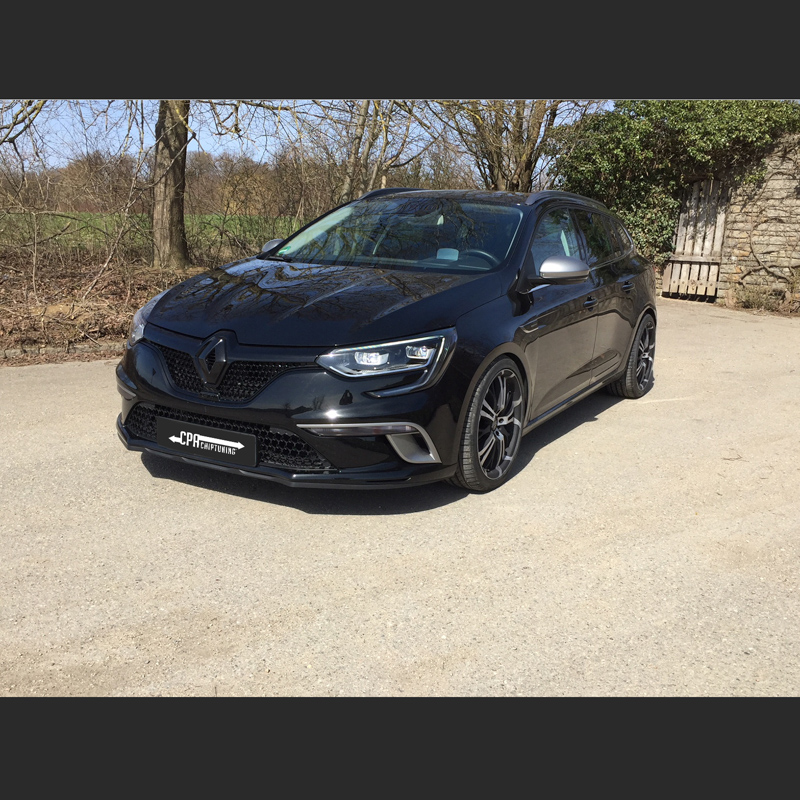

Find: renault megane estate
[116,188,657,492]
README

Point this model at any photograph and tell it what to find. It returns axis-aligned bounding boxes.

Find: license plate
[156,417,258,467]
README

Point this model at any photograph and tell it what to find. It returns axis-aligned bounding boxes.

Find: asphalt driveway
[1,297,799,696]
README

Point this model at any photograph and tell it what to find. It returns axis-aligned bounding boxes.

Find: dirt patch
[1,340,123,367]
[0,252,202,365]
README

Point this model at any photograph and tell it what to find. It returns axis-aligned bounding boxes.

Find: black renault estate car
[116,189,656,492]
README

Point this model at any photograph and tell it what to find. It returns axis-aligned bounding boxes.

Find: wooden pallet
[662,260,720,297]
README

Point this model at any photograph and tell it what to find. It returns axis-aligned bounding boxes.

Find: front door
[517,207,599,420]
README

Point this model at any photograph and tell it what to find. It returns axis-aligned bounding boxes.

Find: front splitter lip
[116,417,456,489]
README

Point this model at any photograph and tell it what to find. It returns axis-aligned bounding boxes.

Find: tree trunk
[338,99,371,205]
[152,100,190,271]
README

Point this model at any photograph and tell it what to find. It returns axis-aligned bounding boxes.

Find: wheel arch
[445,344,530,466]
[640,303,657,326]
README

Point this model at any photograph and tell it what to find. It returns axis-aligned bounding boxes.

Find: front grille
[125,403,333,471]
[155,344,205,394]
[152,342,307,403]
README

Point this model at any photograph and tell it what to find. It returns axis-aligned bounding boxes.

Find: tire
[448,357,525,493]
[606,312,656,398]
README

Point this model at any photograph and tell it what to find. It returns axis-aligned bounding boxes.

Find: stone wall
[718,134,800,307]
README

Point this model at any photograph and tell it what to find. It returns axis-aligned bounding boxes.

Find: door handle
[583,296,598,309]
[621,281,634,293]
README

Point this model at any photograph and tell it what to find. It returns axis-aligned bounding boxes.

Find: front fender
[444,296,533,465]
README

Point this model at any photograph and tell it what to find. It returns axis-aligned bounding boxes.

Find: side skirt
[521,372,623,436]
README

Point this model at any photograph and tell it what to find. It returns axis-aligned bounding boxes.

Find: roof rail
[524,189,608,209]
[358,187,420,200]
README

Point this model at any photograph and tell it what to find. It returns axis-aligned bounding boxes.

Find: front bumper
[116,331,463,488]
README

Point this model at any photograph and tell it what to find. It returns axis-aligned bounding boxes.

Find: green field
[0,212,307,265]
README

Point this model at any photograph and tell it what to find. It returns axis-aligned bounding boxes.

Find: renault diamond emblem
[195,335,228,385]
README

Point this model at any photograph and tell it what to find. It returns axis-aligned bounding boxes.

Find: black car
[116,188,656,492]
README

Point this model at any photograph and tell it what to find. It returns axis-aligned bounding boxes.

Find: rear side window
[530,208,582,271]
[611,218,633,253]
[602,216,623,257]
[572,209,615,266]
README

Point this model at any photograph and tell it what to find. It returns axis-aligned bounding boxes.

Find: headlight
[127,290,168,347]
[316,329,456,396]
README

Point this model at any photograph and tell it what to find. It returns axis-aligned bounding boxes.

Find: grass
[0,212,305,256]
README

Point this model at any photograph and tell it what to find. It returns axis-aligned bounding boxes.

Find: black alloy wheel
[449,357,525,492]
[606,313,656,399]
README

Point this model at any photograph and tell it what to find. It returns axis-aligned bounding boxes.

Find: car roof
[358,187,609,212]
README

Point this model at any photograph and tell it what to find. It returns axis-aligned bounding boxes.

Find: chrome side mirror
[539,255,590,284]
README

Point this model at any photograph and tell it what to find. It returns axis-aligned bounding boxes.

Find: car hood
[146,257,503,346]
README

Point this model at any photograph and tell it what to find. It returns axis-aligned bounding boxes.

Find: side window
[602,215,623,257]
[612,219,633,254]
[530,208,582,271]
[572,209,615,266]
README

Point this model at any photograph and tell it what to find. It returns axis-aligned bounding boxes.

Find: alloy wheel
[636,319,656,391]
[476,368,523,480]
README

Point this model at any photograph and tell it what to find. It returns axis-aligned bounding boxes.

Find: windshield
[268,195,524,273]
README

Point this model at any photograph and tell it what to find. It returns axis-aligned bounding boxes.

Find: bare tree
[300,100,432,204]
[184,151,220,215]
[150,99,291,268]
[426,100,604,192]
[0,100,48,147]
[151,100,191,271]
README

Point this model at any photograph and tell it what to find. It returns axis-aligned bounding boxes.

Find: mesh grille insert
[152,342,307,403]
[124,403,333,471]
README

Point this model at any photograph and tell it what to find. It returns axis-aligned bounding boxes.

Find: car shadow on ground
[507,390,624,482]
[139,390,623,515]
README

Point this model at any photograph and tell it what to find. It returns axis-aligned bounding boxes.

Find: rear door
[605,215,648,335]
[571,208,629,382]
